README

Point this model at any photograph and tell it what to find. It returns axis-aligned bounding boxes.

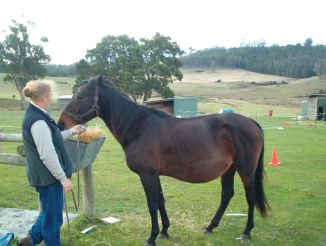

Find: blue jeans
[29,182,63,246]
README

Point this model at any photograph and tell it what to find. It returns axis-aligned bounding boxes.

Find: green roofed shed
[145,97,198,118]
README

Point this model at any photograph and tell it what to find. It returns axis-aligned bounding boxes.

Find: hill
[171,68,326,106]
[1,70,325,109]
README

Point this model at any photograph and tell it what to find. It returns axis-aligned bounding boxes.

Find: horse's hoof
[202,227,212,234]
[236,234,250,242]
[158,233,169,239]
[144,242,156,246]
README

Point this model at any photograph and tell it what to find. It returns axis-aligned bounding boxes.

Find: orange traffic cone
[269,147,281,166]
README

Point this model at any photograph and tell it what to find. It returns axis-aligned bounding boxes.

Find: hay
[76,128,105,143]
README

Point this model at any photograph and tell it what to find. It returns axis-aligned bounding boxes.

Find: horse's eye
[77,95,82,100]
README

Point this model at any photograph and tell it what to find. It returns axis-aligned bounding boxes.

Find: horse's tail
[255,140,270,218]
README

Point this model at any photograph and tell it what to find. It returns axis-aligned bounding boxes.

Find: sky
[1,0,325,65]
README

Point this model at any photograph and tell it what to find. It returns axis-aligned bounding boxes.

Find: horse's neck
[101,89,147,146]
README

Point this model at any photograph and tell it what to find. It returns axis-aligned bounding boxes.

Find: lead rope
[76,125,87,211]
[77,137,80,211]
[63,129,84,246]
[64,191,74,246]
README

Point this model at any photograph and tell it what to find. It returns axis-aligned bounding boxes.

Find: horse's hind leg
[204,165,236,233]
[157,180,170,239]
[238,172,255,241]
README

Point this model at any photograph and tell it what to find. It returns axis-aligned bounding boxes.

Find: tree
[82,35,145,100]
[73,59,93,93]
[0,20,50,109]
[315,59,326,78]
[304,38,313,47]
[140,33,183,101]
[76,33,183,101]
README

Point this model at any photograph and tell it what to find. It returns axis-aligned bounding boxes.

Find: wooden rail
[0,132,96,219]
[0,133,23,142]
[0,153,25,166]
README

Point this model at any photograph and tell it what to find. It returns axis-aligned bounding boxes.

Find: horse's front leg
[157,179,170,239]
[139,172,160,246]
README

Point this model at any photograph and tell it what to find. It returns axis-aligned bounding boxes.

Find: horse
[58,75,269,246]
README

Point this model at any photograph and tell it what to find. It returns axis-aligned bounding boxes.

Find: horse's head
[57,75,103,130]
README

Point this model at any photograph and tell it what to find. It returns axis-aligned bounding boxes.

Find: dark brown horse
[58,76,269,246]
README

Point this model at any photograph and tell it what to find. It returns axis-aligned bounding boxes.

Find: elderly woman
[18,81,83,246]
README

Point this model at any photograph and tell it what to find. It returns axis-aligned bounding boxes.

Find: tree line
[46,64,77,77]
[181,39,326,78]
[49,38,326,80]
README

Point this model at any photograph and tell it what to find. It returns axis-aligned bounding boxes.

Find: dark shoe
[17,236,30,246]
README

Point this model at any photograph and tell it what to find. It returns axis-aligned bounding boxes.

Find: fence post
[0,132,96,218]
[81,165,95,219]
[314,113,317,128]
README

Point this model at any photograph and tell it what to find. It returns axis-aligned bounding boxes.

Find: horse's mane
[78,77,171,121]
[102,78,171,119]
[146,107,170,118]
[98,78,172,141]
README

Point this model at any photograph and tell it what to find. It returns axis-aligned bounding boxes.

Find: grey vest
[22,104,72,187]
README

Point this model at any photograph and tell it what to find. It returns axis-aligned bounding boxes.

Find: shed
[145,97,198,118]
[57,95,73,111]
[300,94,326,120]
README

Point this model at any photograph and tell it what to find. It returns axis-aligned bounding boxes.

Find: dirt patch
[0,207,77,238]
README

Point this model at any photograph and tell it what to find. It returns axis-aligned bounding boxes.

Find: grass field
[0,71,326,245]
[1,110,326,246]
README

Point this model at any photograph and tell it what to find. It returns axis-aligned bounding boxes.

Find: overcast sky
[1,0,325,65]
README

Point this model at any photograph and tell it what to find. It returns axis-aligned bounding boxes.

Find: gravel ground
[0,207,77,238]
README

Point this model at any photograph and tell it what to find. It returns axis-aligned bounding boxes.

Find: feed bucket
[64,137,106,172]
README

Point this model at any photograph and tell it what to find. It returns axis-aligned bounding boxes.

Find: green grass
[1,109,326,246]
[1,72,326,245]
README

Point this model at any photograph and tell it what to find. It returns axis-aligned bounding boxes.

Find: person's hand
[61,179,72,193]
[71,124,85,135]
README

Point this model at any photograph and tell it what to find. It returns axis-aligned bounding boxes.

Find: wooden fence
[0,132,96,219]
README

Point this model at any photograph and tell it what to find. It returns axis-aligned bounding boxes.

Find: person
[18,81,84,246]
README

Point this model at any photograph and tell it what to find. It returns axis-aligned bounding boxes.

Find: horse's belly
[162,160,232,183]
